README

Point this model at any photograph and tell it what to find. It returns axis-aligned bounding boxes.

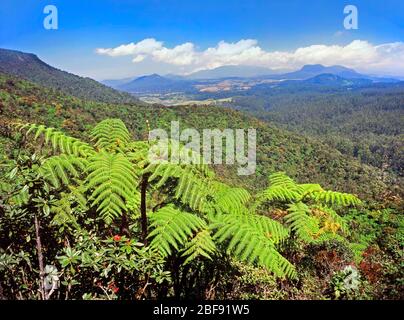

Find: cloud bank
[96,38,404,76]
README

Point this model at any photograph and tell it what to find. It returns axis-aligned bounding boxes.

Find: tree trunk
[34,214,46,300]
[0,282,6,300]
[140,175,148,244]
[120,213,130,237]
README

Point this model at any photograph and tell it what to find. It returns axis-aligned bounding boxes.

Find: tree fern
[12,120,362,280]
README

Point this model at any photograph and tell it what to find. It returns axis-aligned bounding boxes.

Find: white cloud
[95,38,163,56]
[96,38,404,76]
[132,55,146,63]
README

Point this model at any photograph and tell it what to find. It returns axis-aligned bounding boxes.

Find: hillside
[0,72,396,200]
[228,85,404,177]
[0,48,139,104]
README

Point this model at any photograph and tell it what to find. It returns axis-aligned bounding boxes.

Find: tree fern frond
[257,172,302,203]
[181,229,217,264]
[260,185,301,202]
[86,152,137,224]
[14,122,95,157]
[310,190,361,206]
[211,213,296,278]
[311,205,350,236]
[213,183,251,215]
[90,119,131,151]
[298,183,324,198]
[50,184,88,229]
[285,202,320,242]
[39,154,88,188]
[253,215,290,244]
[148,206,207,257]
[268,172,297,188]
[145,162,214,213]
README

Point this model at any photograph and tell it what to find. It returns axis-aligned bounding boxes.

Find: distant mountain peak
[300,64,326,72]
[300,64,356,73]
[118,73,192,93]
[137,73,164,80]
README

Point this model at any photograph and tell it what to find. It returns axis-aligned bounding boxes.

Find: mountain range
[102,64,400,95]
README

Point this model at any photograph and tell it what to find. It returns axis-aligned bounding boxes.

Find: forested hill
[229,85,404,178]
[0,73,396,201]
[0,48,140,104]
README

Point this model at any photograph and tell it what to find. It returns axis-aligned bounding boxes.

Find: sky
[0,0,403,80]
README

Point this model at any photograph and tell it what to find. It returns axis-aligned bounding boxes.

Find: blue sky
[1,0,403,79]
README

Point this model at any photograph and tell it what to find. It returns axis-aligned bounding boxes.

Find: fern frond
[285,202,320,242]
[258,172,302,203]
[211,213,296,278]
[86,152,137,224]
[213,183,251,215]
[298,183,324,198]
[268,172,297,188]
[145,162,214,213]
[148,206,207,257]
[174,171,212,212]
[90,119,131,151]
[253,214,290,244]
[311,205,350,236]
[39,154,88,188]
[310,190,361,206]
[181,230,217,264]
[15,123,95,157]
[260,185,301,202]
[50,184,87,229]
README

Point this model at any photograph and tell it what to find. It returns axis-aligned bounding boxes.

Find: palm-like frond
[40,154,88,188]
[15,123,95,157]
[90,119,131,151]
[148,206,207,257]
[285,202,320,242]
[211,213,296,278]
[309,190,361,206]
[181,230,217,264]
[86,152,138,223]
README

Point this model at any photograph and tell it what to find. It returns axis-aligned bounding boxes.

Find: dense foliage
[225,86,404,181]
